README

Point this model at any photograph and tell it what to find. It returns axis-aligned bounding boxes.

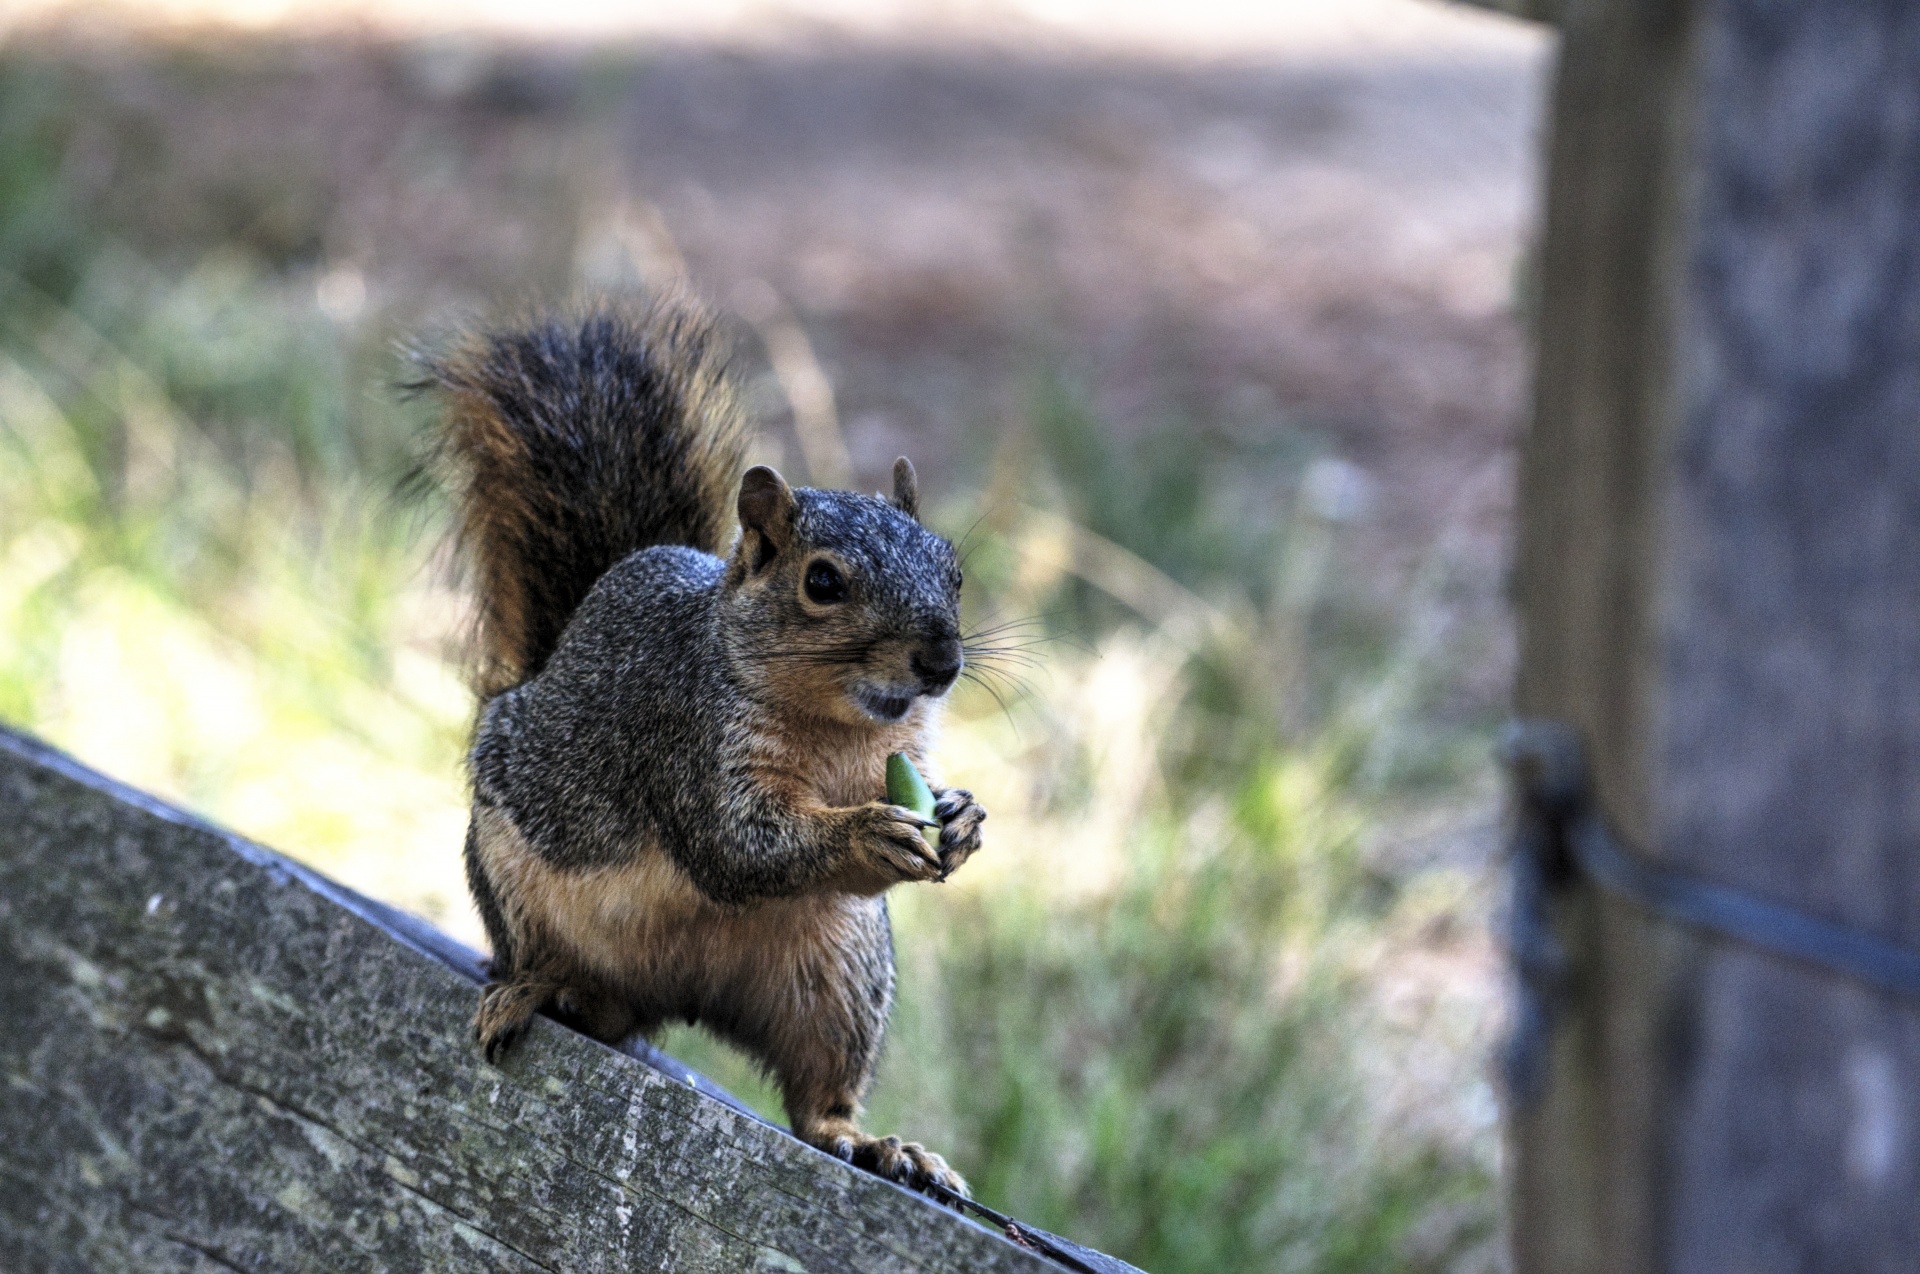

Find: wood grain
[1509,1,1695,1268]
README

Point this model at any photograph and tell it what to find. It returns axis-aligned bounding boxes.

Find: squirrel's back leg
[473,969,643,1061]
[465,813,517,979]
[466,803,640,1058]
[729,900,969,1196]
[466,810,548,1060]
[473,978,553,1061]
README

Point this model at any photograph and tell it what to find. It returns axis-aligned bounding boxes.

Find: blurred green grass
[0,45,1502,1274]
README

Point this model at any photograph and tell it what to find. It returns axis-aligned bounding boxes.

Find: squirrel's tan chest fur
[474,711,926,1019]
[751,702,932,807]
[474,805,876,1032]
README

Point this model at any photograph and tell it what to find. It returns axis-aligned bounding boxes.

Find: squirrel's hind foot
[809,1122,970,1197]
[473,978,553,1062]
[855,1134,970,1197]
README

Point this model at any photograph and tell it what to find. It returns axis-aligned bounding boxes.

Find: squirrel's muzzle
[910,637,963,695]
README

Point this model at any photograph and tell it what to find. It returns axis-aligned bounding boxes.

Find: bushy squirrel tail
[418,298,748,698]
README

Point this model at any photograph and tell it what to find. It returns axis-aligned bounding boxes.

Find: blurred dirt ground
[0,6,1550,1263]
[3,0,1548,718]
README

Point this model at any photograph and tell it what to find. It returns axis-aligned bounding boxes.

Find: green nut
[885,752,940,848]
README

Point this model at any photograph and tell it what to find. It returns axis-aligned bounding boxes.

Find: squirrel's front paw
[932,788,985,881]
[845,802,943,890]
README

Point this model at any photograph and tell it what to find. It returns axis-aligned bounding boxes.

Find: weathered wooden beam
[1510,0,1920,1269]
[0,726,1068,1272]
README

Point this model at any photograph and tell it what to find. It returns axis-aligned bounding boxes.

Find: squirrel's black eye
[804,559,849,604]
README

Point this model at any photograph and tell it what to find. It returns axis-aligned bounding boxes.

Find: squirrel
[417,296,984,1196]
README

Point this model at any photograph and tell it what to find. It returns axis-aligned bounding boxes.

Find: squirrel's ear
[737,465,796,571]
[890,456,920,521]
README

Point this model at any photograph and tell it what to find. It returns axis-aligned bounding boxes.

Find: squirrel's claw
[857,803,944,883]
[473,979,549,1064]
[931,788,986,881]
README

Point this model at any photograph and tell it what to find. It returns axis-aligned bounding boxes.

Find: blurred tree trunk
[1510,0,1920,1270]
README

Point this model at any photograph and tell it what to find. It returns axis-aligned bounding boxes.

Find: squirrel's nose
[911,638,963,693]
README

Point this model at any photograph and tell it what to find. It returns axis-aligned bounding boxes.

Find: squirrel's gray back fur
[471,547,732,876]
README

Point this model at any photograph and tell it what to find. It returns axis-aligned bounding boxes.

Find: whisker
[964,638,1055,656]
[952,509,993,566]
[981,662,1038,692]
[757,641,877,665]
[961,612,1083,651]
[963,642,1051,663]
[964,633,1046,650]
[960,667,1021,733]
[968,663,1035,705]
[964,616,1052,640]
[964,653,1045,676]
[963,660,1037,699]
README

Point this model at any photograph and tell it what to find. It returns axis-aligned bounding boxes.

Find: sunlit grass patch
[0,235,486,937]
[0,118,1502,1268]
